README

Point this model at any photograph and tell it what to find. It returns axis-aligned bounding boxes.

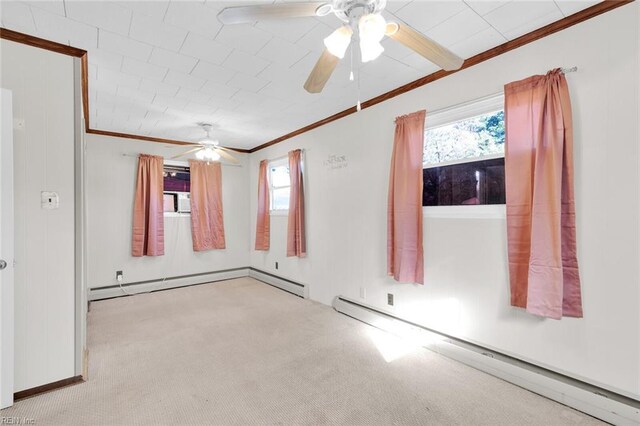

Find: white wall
[0,40,76,392]
[249,4,640,399]
[86,134,250,290]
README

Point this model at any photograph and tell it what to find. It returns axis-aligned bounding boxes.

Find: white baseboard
[248,268,306,298]
[89,268,250,301]
[333,296,640,426]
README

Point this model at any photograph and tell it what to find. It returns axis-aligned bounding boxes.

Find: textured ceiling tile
[121,57,168,81]
[200,81,239,99]
[223,49,271,76]
[163,70,207,91]
[227,73,270,93]
[116,1,170,20]
[65,1,132,35]
[99,29,153,60]
[448,27,507,59]
[464,0,509,16]
[31,7,98,49]
[256,17,320,43]
[97,68,141,90]
[163,1,222,39]
[116,86,155,104]
[256,36,310,67]
[190,60,236,85]
[393,1,468,33]
[483,1,561,35]
[149,47,198,74]
[425,8,490,47]
[153,94,189,110]
[1,1,37,34]
[501,9,564,40]
[214,24,273,55]
[295,24,334,53]
[139,78,179,97]
[555,0,600,17]
[23,0,65,16]
[181,32,233,65]
[88,49,124,71]
[129,13,188,52]
[175,87,212,105]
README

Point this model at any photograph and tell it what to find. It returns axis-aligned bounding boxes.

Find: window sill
[270,210,289,216]
[423,205,505,219]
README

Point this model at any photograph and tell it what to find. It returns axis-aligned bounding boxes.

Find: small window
[269,158,290,212]
[423,101,505,207]
[163,163,191,214]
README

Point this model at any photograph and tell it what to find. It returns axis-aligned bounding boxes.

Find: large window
[423,96,505,207]
[163,162,191,214]
[269,158,290,212]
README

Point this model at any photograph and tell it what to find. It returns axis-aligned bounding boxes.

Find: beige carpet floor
[2,277,603,425]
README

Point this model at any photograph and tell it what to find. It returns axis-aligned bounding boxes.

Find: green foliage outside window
[424,110,505,165]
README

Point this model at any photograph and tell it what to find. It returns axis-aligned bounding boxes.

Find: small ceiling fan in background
[218,0,465,94]
[172,123,240,164]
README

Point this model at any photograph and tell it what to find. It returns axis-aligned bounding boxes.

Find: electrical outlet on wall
[387,293,394,306]
[359,287,366,299]
[116,270,123,282]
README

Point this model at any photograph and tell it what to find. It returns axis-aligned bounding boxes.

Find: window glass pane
[272,187,290,210]
[423,157,505,206]
[424,110,505,165]
[270,165,290,188]
[164,168,190,192]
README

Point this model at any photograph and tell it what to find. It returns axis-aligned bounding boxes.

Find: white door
[0,88,15,409]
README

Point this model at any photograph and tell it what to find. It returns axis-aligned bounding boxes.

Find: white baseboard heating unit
[332,296,640,426]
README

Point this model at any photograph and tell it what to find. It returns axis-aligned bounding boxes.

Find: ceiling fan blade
[214,147,240,165]
[304,49,340,94]
[171,146,202,159]
[218,2,329,25]
[386,22,464,71]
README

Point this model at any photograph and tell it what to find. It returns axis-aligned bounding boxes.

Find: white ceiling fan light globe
[358,13,387,43]
[323,25,353,59]
[360,40,384,63]
[195,149,206,160]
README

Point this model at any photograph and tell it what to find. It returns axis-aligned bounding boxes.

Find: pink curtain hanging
[132,154,165,257]
[504,68,582,319]
[387,110,426,284]
[287,149,306,257]
[189,160,226,251]
[255,160,270,251]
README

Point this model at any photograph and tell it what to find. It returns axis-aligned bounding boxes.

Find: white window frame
[423,93,506,219]
[268,157,290,216]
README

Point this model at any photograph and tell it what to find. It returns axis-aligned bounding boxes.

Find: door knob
[0,260,7,270]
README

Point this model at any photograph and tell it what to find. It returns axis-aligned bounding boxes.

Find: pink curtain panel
[287,149,306,257]
[189,160,226,251]
[387,110,426,284]
[505,68,583,319]
[132,154,165,257]
[255,159,270,251]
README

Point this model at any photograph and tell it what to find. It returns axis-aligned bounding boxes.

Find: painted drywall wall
[0,40,76,392]
[85,134,250,290]
[249,4,640,398]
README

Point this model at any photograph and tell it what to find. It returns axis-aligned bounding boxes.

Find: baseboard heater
[89,268,250,301]
[248,268,306,298]
[333,296,640,426]
[89,267,306,301]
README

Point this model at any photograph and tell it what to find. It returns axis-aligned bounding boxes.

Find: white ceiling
[1,0,600,149]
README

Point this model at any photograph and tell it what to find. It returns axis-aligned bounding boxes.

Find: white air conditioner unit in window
[177,192,191,213]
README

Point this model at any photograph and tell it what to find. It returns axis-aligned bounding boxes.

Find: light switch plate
[41,191,59,209]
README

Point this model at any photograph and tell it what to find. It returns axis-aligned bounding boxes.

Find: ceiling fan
[217,0,464,94]
[172,124,240,164]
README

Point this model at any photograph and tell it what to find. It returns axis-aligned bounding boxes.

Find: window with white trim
[269,158,290,213]
[422,95,506,207]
